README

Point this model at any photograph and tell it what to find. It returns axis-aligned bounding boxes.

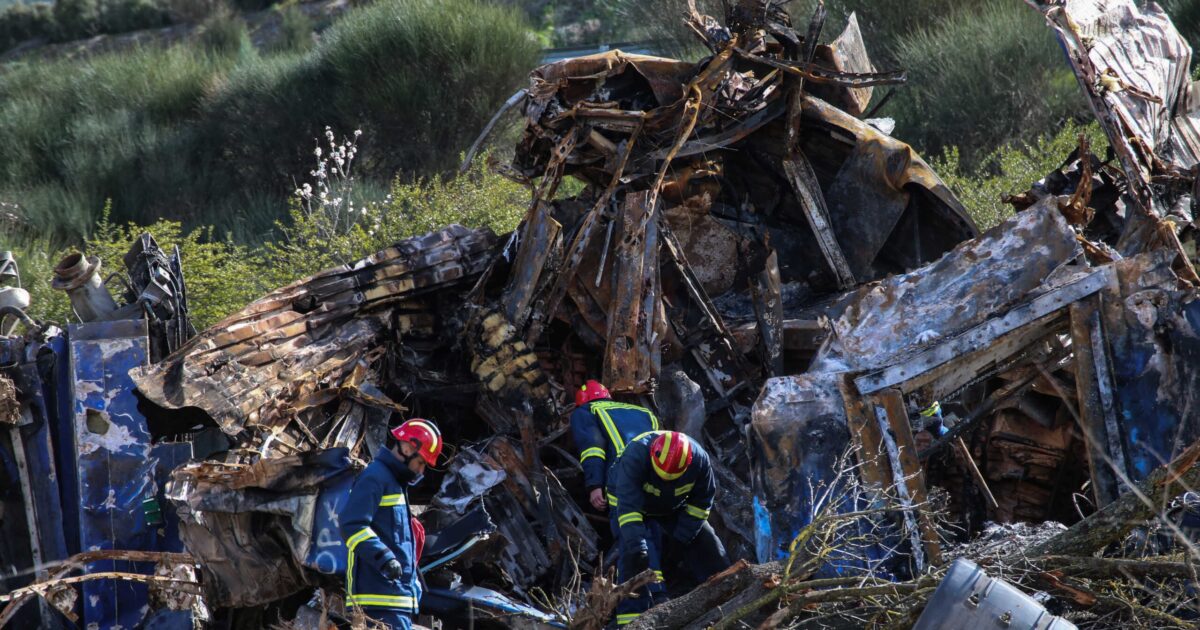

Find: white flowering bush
[264,128,527,288]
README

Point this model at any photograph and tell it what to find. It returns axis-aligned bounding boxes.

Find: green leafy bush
[0,3,55,51]
[52,0,100,39]
[889,0,1086,168]
[933,121,1108,231]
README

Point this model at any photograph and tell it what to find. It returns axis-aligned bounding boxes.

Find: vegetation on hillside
[7,146,528,329]
[0,0,538,246]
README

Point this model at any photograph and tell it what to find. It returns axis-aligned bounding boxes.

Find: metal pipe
[51,253,118,322]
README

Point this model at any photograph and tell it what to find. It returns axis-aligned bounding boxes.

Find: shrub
[0,0,538,247]
[52,0,101,40]
[0,3,55,51]
[198,5,247,55]
[98,0,169,35]
[270,3,312,53]
[889,0,1086,168]
[933,121,1108,231]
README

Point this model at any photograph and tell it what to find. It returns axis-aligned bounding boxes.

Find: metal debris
[5,0,1200,628]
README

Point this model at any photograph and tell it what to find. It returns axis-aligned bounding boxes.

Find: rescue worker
[341,418,443,630]
[610,430,730,626]
[569,379,659,511]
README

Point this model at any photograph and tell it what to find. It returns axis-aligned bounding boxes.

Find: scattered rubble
[2,0,1200,628]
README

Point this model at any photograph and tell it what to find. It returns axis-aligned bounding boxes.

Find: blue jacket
[611,431,717,556]
[341,448,422,612]
[570,400,659,492]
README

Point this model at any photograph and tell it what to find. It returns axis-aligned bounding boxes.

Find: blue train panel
[67,319,164,630]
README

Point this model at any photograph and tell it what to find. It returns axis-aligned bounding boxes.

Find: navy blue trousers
[364,609,412,630]
[612,514,729,626]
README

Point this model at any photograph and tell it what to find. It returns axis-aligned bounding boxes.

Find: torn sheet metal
[812,201,1081,377]
[1029,0,1195,177]
[747,374,902,573]
[167,448,356,607]
[1098,251,1200,480]
[132,225,496,447]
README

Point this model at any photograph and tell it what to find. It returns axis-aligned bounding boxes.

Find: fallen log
[625,560,781,630]
[1031,555,1195,580]
[1027,437,1200,557]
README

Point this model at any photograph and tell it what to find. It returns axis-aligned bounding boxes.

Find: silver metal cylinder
[52,253,118,322]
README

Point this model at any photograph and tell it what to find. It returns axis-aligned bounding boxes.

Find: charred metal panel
[813,201,1080,376]
[748,374,886,569]
[1102,253,1200,481]
[168,448,356,607]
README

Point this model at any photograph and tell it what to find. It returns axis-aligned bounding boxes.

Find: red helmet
[650,431,693,481]
[575,379,611,406]
[391,418,443,466]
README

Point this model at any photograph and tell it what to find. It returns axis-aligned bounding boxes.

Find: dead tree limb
[569,568,656,630]
[1028,437,1200,556]
[1031,555,1195,579]
[625,560,781,630]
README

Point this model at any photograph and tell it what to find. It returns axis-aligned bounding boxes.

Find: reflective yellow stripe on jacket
[591,401,660,457]
[379,494,406,507]
[347,594,418,609]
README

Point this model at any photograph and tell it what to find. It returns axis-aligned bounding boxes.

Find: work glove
[381,559,404,581]
[631,549,650,576]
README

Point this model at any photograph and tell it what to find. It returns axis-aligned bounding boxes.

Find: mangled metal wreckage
[4,0,1200,627]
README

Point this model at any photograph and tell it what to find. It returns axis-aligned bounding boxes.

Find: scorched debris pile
[4,0,1200,628]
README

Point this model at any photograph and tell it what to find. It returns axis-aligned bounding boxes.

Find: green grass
[0,0,539,247]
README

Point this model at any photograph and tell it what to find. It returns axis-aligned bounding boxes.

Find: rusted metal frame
[1036,3,1199,281]
[781,152,856,289]
[647,95,786,160]
[917,365,1048,459]
[1069,294,1122,506]
[460,88,528,173]
[854,267,1113,395]
[659,223,751,378]
[868,389,943,568]
[503,203,563,329]
[954,437,999,509]
[525,121,645,345]
[639,40,739,232]
[749,250,784,376]
[465,131,580,310]
[602,191,658,392]
[641,83,704,233]
[733,48,907,87]
[1089,307,1130,487]
[8,425,42,571]
[0,572,202,604]
[839,376,890,492]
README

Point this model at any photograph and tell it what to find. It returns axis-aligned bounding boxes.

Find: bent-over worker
[610,430,730,626]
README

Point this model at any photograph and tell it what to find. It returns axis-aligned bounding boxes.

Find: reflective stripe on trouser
[363,608,413,630]
[612,511,666,625]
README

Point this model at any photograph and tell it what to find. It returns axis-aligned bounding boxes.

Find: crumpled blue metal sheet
[302,470,353,577]
[1102,254,1200,481]
[0,336,69,566]
[747,374,899,577]
[68,319,172,630]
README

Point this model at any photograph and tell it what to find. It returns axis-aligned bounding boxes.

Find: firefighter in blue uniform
[610,430,730,626]
[341,418,444,630]
[569,379,659,512]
